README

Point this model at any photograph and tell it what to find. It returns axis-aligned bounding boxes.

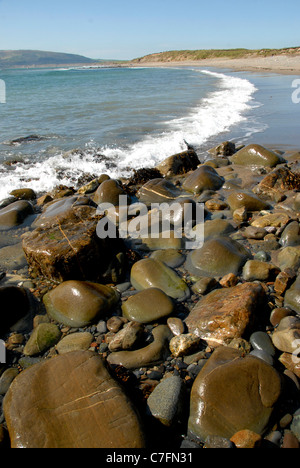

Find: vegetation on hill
[0,50,96,68]
[133,47,300,63]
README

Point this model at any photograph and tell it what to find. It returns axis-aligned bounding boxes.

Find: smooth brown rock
[242,260,280,282]
[185,282,265,346]
[107,325,173,369]
[122,288,174,324]
[156,150,200,177]
[188,347,282,442]
[185,238,250,278]
[43,281,120,328]
[10,188,36,201]
[183,165,224,194]
[3,351,146,448]
[137,178,182,204]
[0,200,34,230]
[131,258,190,301]
[230,144,284,168]
[227,191,270,212]
[94,179,126,206]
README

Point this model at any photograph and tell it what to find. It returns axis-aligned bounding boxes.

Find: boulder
[22,208,125,283]
[131,258,190,301]
[242,260,280,282]
[208,141,236,157]
[43,281,120,328]
[156,150,200,176]
[94,179,126,206]
[10,188,36,201]
[0,200,34,230]
[137,179,182,204]
[3,351,146,448]
[185,282,265,346]
[182,165,224,194]
[230,144,284,167]
[122,288,174,323]
[254,167,300,201]
[188,347,282,441]
[227,191,270,212]
[185,238,250,278]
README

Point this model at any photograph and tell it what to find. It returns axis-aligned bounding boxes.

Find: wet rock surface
[1,142,300,449]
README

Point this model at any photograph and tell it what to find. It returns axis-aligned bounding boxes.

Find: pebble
[250,331,276,357]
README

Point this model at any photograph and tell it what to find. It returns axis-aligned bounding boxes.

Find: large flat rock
[3,351,146,448]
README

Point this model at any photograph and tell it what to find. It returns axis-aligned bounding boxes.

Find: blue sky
[0,0,299,59]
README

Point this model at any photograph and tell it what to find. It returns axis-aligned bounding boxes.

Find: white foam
[0,70,263,200]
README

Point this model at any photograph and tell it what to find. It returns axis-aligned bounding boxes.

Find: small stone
[282,431,300,448]
[243,225,267,240]
[271,316,300,353]
[192,277,217,295]
[147,376,186,427]
[204,436,235,449]
[270,308,294,327]
[250,331,276,357]
[230,430,262,448]
[291,412,300,442]
[233,207,248,223]
[107,316,127,333]
[56,332,93,354]
[0,368,19,395]
[167,317,185,336]
[23,323,62,356]
[108,322,144,352]
[274,271,295,296]
[219,273,238,288]
[169,334,201,358]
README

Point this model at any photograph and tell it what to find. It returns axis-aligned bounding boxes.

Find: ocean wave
[0,70,263,200]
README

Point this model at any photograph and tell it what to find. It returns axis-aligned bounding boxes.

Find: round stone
[122,288,174,323]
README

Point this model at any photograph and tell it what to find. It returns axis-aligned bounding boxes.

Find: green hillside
[0,50,97,68]
[133,47,300,63]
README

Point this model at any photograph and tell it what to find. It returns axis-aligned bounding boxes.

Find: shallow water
[0,65,298,199]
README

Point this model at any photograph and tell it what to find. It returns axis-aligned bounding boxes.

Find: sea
[0,65,299,200]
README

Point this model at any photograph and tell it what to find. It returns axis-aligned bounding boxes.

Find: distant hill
[0,50,98,68]
[133,47,300,63]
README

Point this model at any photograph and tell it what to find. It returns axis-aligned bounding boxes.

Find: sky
[0,0,299,60]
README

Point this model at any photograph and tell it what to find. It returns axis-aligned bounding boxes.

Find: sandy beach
[129,53,300,75]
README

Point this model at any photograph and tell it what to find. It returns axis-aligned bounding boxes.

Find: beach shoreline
[128,54,300,75]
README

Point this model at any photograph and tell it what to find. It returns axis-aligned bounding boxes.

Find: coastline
[128,54,300,75]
